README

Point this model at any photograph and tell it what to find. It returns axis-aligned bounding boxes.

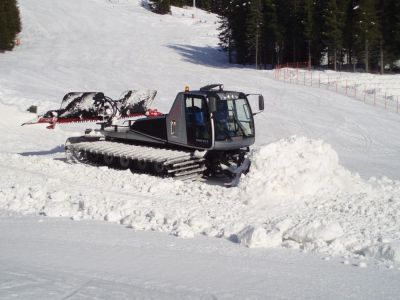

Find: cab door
[184,95,212,149]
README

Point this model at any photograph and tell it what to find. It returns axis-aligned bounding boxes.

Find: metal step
[175,173,204,181]
[168,163,203,174]
[174,166,207,177]
[172,158,205,168]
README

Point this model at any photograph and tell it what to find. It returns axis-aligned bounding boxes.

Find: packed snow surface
[1,0,400,273]
[3,216,400,299]
[1,103,400,266]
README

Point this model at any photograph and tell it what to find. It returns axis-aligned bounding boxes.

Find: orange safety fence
[273,67,400,115]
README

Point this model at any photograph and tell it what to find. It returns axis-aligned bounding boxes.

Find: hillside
[1,0,400,298]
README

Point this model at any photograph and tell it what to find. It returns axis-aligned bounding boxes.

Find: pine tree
[379,0,400,71]
[260,0,280,67]
[322,0,343,70]
[245,0,262,67]
[198,0,212,11]
[149,0,171,15]
[218,14,233,63]
[355,0,381,72]
[0,0,22,52]
[341,0,356,68]
[302,0,314,68]
[223,0,250,64]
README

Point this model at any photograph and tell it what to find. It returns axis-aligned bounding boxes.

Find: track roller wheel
[119,157,131,170]
[103,154,115,166]
[87,151,100,163]
[133,160,148,173]
[152,162,166,177]
[73,149,87,162]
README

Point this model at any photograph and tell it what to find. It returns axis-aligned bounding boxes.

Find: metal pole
[193,0,196,8]
[255,25,259,70]
[255,32,258,70]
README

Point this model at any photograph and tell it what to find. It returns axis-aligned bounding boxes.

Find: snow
[2,215,400,299]
[1,118,400,266]
[1,0,400,297]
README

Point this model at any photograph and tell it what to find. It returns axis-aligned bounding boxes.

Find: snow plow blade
[22,90,159,128]
[225,158,251,187]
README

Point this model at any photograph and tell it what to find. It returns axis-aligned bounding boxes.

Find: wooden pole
[385,93,387,109]
[364,85,366,102]
[374,90,376,105]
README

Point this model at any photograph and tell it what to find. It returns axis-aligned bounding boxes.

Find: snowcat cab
[166,84,259,151]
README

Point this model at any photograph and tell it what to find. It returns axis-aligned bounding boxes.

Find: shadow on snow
[167,44,239,69]
[19,145,65,156]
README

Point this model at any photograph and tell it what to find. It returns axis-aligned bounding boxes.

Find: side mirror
[259,95,264,111]
[209,97,217,113]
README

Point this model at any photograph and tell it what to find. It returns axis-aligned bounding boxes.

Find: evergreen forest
[150,0,400,72]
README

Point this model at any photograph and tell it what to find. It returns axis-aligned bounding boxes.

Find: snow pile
[239,136,363,205]
[1,135,400,265]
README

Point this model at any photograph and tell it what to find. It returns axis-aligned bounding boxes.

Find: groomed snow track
[65,138,207,181]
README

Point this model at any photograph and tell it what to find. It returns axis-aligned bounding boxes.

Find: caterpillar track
[65,137,207,181]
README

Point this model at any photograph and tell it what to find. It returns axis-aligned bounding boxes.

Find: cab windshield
[214,98,254,141]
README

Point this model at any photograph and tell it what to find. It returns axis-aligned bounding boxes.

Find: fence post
[364,85,366,102]
[319,73,320,88]
[385,93,387,109]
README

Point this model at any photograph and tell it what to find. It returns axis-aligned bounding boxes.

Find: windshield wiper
[231,110,249,137]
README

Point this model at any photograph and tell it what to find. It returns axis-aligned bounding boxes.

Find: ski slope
[1,0,400,298]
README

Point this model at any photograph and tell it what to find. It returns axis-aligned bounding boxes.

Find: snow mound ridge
[1,136,400,265]
[240,136,363,205]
